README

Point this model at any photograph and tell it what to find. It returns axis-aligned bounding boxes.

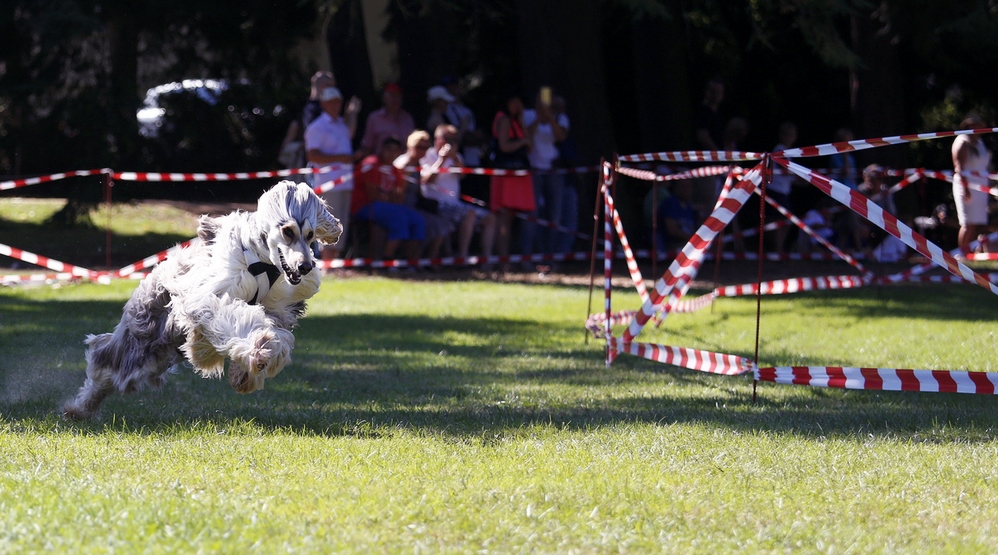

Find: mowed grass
[3,276,998,553]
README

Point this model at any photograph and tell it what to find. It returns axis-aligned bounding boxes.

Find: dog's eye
[282,227,295,240]
[305,231,313,241]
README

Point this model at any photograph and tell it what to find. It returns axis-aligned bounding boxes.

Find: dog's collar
[244,249,280,305]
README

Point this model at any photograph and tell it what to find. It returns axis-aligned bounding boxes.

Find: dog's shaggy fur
[63,181,342,420]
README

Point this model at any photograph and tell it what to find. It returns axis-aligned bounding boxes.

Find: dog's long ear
[314,199,343,246]
[197,215,220,243]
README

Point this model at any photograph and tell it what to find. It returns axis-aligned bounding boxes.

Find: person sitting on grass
[351,136,426,263]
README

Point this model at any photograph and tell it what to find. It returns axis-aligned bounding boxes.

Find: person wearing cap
[305,86,355,262]
[358,82,415,158]
[426,85,455,135]
[952,114,992,253]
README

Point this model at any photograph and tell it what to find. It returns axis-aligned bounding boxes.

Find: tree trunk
[851,11,905,168]
[105,1,142,167]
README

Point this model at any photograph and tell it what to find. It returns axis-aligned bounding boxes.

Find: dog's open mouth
[278,251,302,285]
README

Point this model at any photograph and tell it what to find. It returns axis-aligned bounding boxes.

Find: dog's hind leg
[63,333,119,420]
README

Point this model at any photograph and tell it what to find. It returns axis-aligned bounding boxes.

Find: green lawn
[3,276,998,553]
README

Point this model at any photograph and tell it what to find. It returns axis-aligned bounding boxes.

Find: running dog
[63,181,342,419]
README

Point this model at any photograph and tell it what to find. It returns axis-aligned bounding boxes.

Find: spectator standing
[281,71,360,169]
[522,86,569,264]
[304,86,355,262]
[952,114,992,253]
[421,124,497,263]
[489,91,535,265]
[352,136,426,262]
[693,78,725,151]
[442,76,483,168]
[551,95,581,254]
[359,82,415,158]
[426,86,454,137]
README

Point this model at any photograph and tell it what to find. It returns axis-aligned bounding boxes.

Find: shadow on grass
[3,292,998,442]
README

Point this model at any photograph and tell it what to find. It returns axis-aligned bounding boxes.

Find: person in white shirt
[421,124,497,262]
[952,114,992,253]
[521,87,569,263]
[305,86,355,261]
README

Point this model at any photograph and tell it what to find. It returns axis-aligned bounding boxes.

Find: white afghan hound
[63,181,342,420]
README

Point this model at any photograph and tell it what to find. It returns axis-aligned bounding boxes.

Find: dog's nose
[298,262,313,275]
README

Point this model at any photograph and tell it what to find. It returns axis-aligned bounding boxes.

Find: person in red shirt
[352,136,426,261]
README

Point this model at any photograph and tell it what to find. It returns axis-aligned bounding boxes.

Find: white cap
[427,85,455,103]
[319,87,343,102]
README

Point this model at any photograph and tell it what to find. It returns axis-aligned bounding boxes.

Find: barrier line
[756,366,998,394]
[776,157,998,297]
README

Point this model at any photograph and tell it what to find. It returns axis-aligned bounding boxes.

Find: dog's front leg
[176,293,294,393]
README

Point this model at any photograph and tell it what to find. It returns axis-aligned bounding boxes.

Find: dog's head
[254,181,343,285]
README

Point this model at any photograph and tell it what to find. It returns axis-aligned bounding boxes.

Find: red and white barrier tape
[318,251,592,270]
[775,156,998,297]
[882,232,998,284]
[756,366,998,395]
[616,165,732,182]
[2,163,598,193]
[0,169,111,191]
[1,272,81,285]
[760,193,870,275]
[0,242,95,279]
[114,240,193,277]
[776,127,998,158]
[621,162,764,344]
[585,292,719,335]
[609,337,753,376]
[715,275,869,298]
[961,253,998,261]
[883,273,998,284]
[605,187,649,304]
[618,150,765,163]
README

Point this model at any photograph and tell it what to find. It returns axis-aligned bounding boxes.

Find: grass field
[3,273,998,553]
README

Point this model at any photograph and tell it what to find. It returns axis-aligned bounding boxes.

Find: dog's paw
[228,361,265,394]
[228,330,275,393]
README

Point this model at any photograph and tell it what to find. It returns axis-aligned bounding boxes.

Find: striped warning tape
[0,169,111,191]
[1,272,81,285]
[0,242,95,279]
[756,366,998,395]
[609,337,753,375]
[620,161,765,344]
[881,232,998,284]
[618,150,766,163]
[114,241,193,277]
[715,275,870,297]
[760,193,870,275]
[776,127,998,158]
[604,186,649,304]
[775,156,998,297]
[616,165,733,182]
